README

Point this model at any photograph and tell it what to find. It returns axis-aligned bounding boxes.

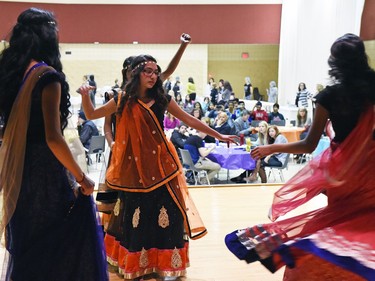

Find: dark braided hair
[0,7,71,129]
[117,55,168,115]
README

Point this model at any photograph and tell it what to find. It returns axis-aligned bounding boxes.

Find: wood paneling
[0,2,281,44]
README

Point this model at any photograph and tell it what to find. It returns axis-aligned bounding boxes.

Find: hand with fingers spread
[180,33,191,44]
[251,145,273,160]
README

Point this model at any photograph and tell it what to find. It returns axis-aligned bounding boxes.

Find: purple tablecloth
[207,146,256,170]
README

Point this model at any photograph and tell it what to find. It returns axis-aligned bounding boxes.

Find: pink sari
[226,105,375,280]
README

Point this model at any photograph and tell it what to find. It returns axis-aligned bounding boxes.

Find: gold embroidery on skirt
[132,207,141,228]
[139,247,149,268]
[158,206,169,228]
[171,247,183,268]
[113,198,121,216]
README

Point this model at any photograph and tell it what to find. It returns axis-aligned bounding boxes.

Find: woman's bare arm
[251,104,329,159]
[104,114,115,148]
[42,82,94,195]
[168,99,238,144]
[79,85,117,120]
[160,33,191,82]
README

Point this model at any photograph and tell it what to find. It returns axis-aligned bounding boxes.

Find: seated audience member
[163,112,180,130]
[296,107,312,139]
[251,101,268,122]
[268,103,285,124]
[233,110,257,141]
[202,97,210,113]
[226,101,236,119]
[213,112,232,135]
[201,117,215,143]
[235,101,245,119]
[175,93,184,107]
[184,94,194,113]
[184,131,221,183]
[192,108,203,119]
[205,102,216,117]
[170,124,189,155]
[194,101,205,116]
[260,125,288,172]
[239,121,269,183]
[294,107,312,163]
[207,104,224,119]
[77,111,99,150]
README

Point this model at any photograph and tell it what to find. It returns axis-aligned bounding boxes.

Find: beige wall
[365,40,375,69]
[1,41,374,100]
[60,43,208,97]
[60,43,280,102]
[208,44,279,101]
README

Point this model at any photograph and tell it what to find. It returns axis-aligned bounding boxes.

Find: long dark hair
[328,33,375,104]
[117,55,168,114]
[120,56,135,90]
[0,8,70,129]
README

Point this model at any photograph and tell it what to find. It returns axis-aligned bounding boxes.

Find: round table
[207,145,256,170]
[253,126,305,143]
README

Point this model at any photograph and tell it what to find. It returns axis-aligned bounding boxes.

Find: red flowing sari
[226,105,375,280]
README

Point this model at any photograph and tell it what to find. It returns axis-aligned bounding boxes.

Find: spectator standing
[244,76,252,100]
[186,77,197,101]
[210,82,218,104]
[172,78,181,98]
[295,82,312,108]
[266,81,278,103]
[221,80,233,104]
[253,87,262,101]
[88,74,97,107]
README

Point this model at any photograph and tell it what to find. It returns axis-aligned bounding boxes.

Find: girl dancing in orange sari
[80,54,237,281]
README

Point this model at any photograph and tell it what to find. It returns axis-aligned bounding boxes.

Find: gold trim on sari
[0,64,54,239]
[106,98,207,239]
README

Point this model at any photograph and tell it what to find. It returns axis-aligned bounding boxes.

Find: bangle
[76,172,85,183]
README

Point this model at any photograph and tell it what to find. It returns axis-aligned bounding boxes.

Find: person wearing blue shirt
[184,131,221,183]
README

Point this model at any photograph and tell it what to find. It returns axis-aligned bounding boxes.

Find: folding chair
[270,120,286,126]
[250,120,261,127]
[266,154,290,182]
[179,148,210,185]
[86,135,106,171]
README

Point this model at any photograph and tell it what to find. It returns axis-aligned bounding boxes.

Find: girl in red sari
[80,54,236,281]
[226,33,375,280]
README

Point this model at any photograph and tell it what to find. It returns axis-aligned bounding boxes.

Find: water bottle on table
[246,138,252,152]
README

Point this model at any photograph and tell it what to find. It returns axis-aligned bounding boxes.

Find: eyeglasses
[142,67,160,77]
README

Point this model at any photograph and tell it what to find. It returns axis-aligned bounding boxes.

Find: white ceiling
[0,0,282,4]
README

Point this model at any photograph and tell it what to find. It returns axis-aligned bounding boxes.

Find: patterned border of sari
[226,105,375,279]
